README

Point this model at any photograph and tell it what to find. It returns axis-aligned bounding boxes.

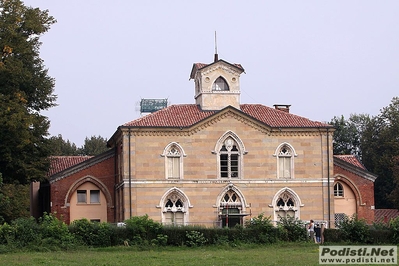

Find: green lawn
[0,242,390,266]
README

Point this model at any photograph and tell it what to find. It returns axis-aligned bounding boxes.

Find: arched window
[212,76,229,91]
[162,143,186,179]
[271,187,303,222]
[215,132,246,179]
[219,189,245,228]
[334,182,344,197]
[160,188,190,226]
[220,138,240,178]
[274,143,297,179]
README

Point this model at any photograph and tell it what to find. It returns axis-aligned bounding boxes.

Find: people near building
[308,219,315,242]
[314,223,321,243]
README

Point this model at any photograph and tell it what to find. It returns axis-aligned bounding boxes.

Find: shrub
[323,228,343,243]
[0,222,15,245]
[124,215,163,245]
[11,217,41,248]
[245,213,278,244]
[69,218,112,247]
[277,215,307,242]
[337,214,370,243]
[389,216,399,244]
[38,213,76,249]
[185,230,207,247]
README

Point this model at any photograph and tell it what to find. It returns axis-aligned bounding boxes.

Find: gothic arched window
[161,189,190,226]
[219,138,240,178]
[275,143,296,179]
[162,143,185,179]
[212,76,229,91]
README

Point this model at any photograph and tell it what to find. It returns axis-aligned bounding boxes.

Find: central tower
[190,57,245,110]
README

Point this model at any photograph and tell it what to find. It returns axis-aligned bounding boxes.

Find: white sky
[23,1,399,146]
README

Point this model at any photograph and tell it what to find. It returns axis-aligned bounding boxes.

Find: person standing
[308,220,315,242]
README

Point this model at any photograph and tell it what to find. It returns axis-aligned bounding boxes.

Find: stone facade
[33,56,377,227]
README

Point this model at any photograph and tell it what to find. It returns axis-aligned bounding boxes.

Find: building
[31,55,376,227]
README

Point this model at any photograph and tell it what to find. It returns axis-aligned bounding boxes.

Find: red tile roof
[123,104,329,128]
[48,156,93,176]
[375,209,399,223]
[334,155,366,170]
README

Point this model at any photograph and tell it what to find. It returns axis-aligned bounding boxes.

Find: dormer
[190,57,245,110]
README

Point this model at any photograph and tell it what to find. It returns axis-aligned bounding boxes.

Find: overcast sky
[23,1,399,146]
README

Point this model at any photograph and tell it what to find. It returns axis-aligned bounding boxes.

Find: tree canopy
[0,0,56,184]
[48,135,109,156]
[331,97,399,209]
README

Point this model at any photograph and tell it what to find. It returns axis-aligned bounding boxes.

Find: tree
[329,114,370,158]
[0,172,30,223]
[48,134,79,156]
[360,97,399,208]
[0,0,56,184]
[78,135,109,156]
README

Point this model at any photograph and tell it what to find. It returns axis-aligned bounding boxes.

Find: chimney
[274,104,291,113]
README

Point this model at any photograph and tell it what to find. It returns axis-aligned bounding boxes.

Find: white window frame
[159,187,192,226]
[161,142,186,180]
[270,187,303,223]
[214,131,247,179]
[334,182,344,197]
[273,142,297,179]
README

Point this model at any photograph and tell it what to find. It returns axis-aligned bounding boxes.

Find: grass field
[0,242,320,266]
[0,242,394,266]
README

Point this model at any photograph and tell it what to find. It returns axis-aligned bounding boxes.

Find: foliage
[388,216,399,244]
[329,114,370,158]
[124,215,163,245]
[48,134,109,156]
[331,97,399,209]
[0,181,30,223]
[0,0,56,184]
[244,213,278,243]
[47,134,80,156]
[276,215,307,242]
[78,135,109,156]
[68,219,113,247]
[323,229,343,243]
[337,214,370,243]
[362,97,399,208]
[38,213,76,249]
[185,230,207,247]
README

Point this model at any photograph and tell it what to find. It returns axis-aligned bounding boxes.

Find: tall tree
[48,134,79,156]
[329,114,370,158]
[0,0,56,184]
[79,135,109,156]
[362,97,399,208]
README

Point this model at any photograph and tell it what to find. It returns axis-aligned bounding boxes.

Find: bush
[38,213,76,249]
[124,215,163,245]
[11,217,41,248]
[389,216,399,244]
[337,214,370,243]
[277,215,307,242]
[68,219,113,247]
[323,229,343,243]
[245,213,278,244]
[185,230,207,247]
[0,222,15,246]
